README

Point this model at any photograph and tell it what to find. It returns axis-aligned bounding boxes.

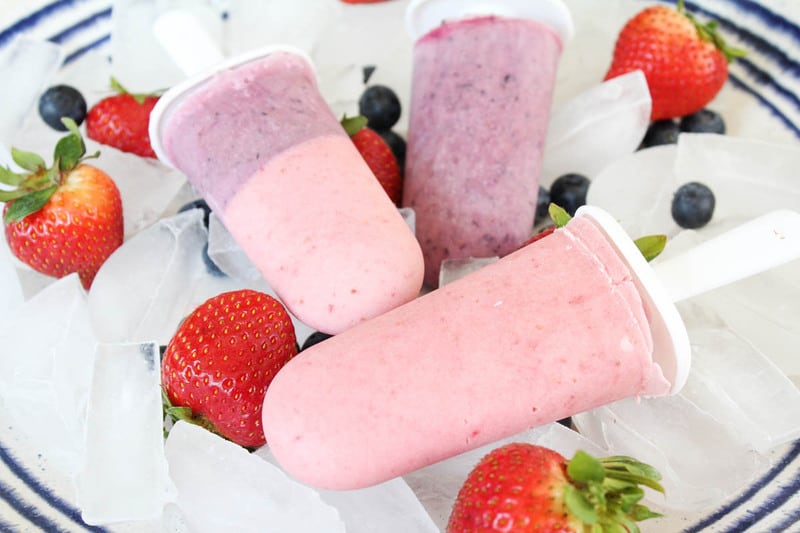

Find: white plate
[0,0,799,531]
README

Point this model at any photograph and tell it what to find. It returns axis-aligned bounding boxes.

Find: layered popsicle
[402,0,572,287]
[151,49,424,334]
[262,207,686,490]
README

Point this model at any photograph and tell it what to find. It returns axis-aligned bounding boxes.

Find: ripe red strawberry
[85,77,159,158]
[605,0,745,120]
[1,118,123,290]
[447,443,664,533]
[342,115,403,205]
[161,289,298,448]
[520,226,556,248]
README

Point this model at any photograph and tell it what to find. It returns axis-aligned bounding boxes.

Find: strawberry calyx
[677,0,746,62]
[548,203,667,261]
[564,450,664,532]
[161,388,221,439]
[109,76,163,105]
[0,118,99,223]
[341,114,369,137]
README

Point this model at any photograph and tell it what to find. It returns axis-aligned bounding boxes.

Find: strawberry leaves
[677,0,747,63]
[0,118,98,222]
[11,147,46,172]
[563,450,664,533]
[547,203,667,261]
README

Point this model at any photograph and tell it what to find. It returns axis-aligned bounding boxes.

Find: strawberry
[85,77,159,158]
[605,0,745,120]
[1,118,123,290]
[447,443,664,533]
[161,289,298,448]
[342,115,403,205]
[520,225,555,248]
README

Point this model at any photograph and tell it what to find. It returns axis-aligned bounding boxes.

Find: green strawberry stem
[110,76,164,105]
[677,0,747,62]
[0,118,99,223]
[341,114,369,137]
[564,450,664,532]
[548,203,667,262]
[161,388,221,438]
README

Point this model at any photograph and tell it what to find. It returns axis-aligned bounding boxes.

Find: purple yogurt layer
[161,51,345,213]
[403,15,563,287]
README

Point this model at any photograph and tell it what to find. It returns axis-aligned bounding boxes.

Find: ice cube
[317,478,438,533]
[674,134,800,222]
[75,341,175,524]
[692,260,800,384]
[225,0,342,57]
[165,421,345,532]
[0,274,95,477]
[89,151,187,239]
[0,38,61,160]
[680,326,800,453]
[256,447,437,533]
[0,232,24,322]
[586,144,679,238]
[88,209,207,345]
[399,206,416,235]
[110,0,223,91]
[541,70,651,187]
[438,256,499,287]
[573,397,768,511]
[207,212,262,282]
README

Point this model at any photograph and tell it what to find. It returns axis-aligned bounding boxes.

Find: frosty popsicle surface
[262,206,688,490]
[402,0,574,287]
[150,48,424,334]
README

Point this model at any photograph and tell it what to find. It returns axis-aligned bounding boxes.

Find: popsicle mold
[577,206,691,394]
[149,44,314,167]
[149,47,425,334]
[406,0,575,44]
[263,206,685,490]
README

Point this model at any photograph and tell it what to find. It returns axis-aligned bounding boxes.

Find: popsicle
[402,0,574,287]
[262,206,688,490]
[149,28,424,334]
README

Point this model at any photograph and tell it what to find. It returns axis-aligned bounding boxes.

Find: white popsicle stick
[653,209,800,303]
[152,9,225,76]
[578,206,800,397]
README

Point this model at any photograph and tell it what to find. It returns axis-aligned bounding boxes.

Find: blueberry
[38,85,87,131]
[378,129,406,175]
[549,173,590,216]
[301,331,333,351]
[679,109,726,134]
[534,185,550,225]
[671,182,715,229]
[359,85,401,131]
[640,119,680,148]
[178,199,212,228]
[179,199,226,277]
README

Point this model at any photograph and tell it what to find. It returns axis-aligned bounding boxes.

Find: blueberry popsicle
[402,0,574,287]
[150,48,424,334]
[262,206,688,490]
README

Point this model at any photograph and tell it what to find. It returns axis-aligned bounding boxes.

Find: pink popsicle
[153,50,424,334]
[262,211,674,490]
[403,14,564,287]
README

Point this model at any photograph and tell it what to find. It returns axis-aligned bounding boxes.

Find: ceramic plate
[0,0,799,531]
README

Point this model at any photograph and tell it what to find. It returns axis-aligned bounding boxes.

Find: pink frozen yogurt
[156,50,424,334]
[262,212,671,490]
